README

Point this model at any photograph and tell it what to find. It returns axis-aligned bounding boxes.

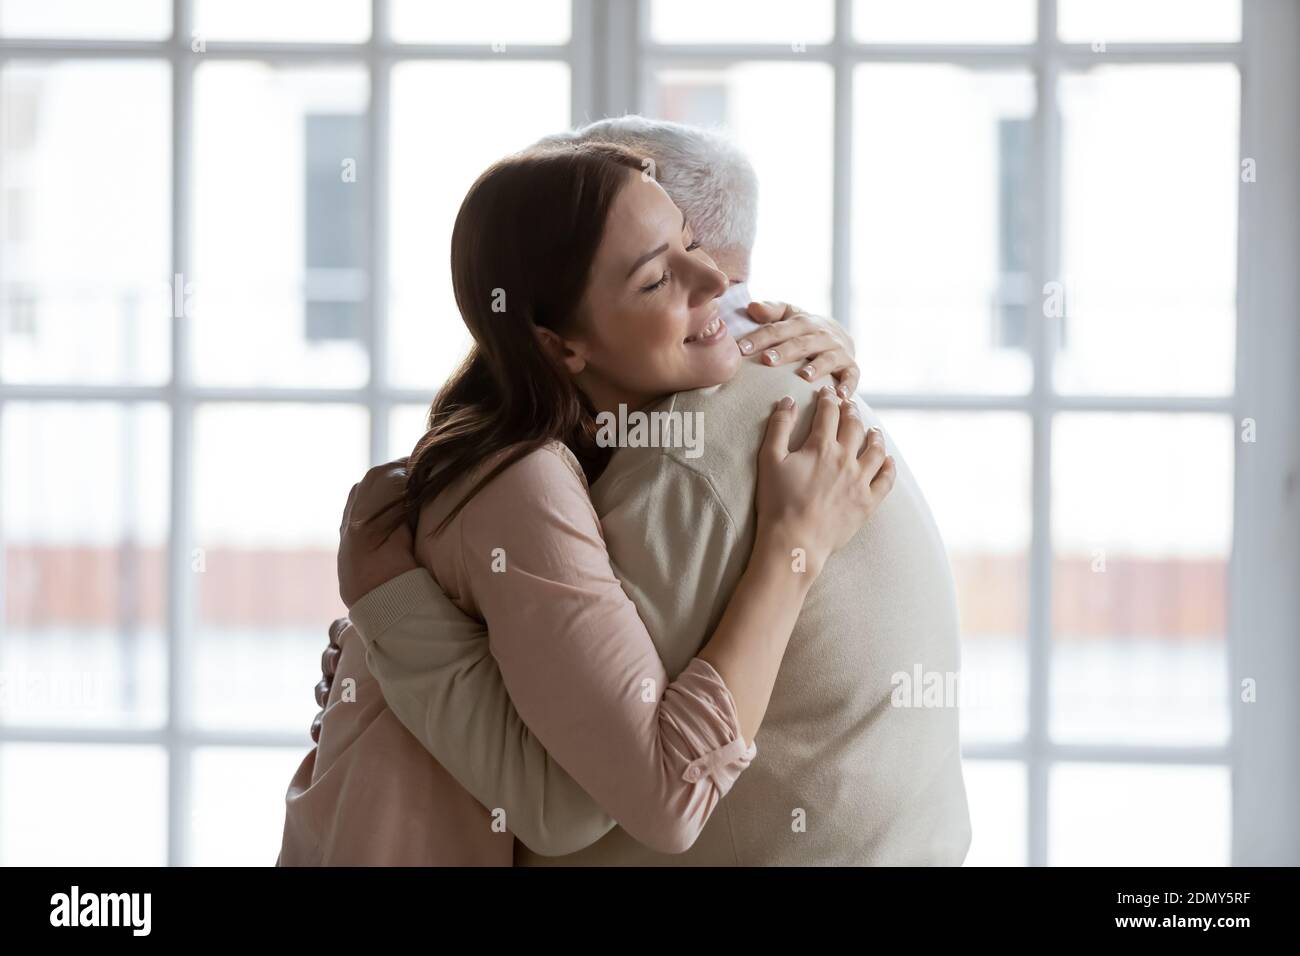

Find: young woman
[280,141,895,865]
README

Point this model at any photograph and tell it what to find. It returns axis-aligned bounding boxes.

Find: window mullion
[831,0,852,332]
[165,0,195,870]
[367,0,390,464]
[1026,0,1061,869]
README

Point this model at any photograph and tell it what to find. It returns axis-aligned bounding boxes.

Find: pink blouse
[280,441,755,865]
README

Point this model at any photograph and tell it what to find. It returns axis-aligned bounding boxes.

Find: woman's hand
[734,301,860,398]
[755,387,895,578]
[696,387,895,740]
[338,458,419,608]
[310,617,348,744]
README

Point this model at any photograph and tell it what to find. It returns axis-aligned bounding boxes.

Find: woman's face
[558,169,738,412]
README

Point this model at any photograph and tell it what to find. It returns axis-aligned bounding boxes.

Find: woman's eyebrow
[624,211,689,279]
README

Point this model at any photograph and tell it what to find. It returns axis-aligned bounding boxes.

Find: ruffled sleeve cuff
[659,657,758,797]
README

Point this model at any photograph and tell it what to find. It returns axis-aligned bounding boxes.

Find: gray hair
[532,115,758,257]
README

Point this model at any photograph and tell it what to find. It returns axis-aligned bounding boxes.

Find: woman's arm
[454,392,892,853]
[339,388,892,856]
[347,569,617,856]
[451,444,755,855]
[338,458,616,856]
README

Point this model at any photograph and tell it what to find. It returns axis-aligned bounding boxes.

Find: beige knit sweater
[353,358,972,865]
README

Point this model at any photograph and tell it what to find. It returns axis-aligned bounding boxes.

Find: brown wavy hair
[370,140,648,540]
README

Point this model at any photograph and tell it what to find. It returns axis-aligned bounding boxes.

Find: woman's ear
[534,325,588,375]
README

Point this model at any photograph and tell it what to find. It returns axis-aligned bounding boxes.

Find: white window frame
[0,0,1295,867]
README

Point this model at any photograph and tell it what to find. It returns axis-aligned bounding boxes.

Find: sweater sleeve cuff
[660,657,758,796]
[346,567,441,643]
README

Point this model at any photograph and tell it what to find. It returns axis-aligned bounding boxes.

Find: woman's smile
[683,310,725,346]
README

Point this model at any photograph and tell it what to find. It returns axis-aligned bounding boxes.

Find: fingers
[760,332,824,368]
[328,617,349,646]
[314,618,347,744]
[761,395,797,463]
[858,427,888,476]
[321,643,341,680]
[870,455,897,498]
[737,320,825,362]
[744,300,795,325]
[797,348,856,386]
[837,398,867,449]
[807,386,842,449]
[833,360,861,398]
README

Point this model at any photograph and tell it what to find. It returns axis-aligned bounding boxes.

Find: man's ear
[534,325,588,375]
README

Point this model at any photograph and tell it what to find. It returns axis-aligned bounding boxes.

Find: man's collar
[717,280,762,337]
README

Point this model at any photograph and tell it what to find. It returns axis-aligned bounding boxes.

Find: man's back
[517,359,971,865]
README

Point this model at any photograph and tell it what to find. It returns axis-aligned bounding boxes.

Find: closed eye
[640,272,671,293]
[640,239,703,294]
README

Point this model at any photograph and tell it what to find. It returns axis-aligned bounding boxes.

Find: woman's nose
[688,259,729,303]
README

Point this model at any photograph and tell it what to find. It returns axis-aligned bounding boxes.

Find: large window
[642,0,1245,866]
[0,0,578,866]
[0,0,1289,866]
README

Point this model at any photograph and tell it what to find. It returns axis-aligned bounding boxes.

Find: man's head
[533,116,758,282]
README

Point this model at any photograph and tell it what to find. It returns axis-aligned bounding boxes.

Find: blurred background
[0,0,1297,866]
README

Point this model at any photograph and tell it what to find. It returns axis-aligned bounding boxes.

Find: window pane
[389,404,428,461]
[884,412,1030,743]
[1051,414,1232,745]
[962,760,1026,866]
[1057,65,1238,395]
[2,403,168,728]
[391,0,570,44]
[190,746,305,865]
[0,0,169,38]
[651,0,833,45]
[853,66,1034,393]
[1050,764,1230,866]
[389,61,569,390]
[1059,0,1241,44]
[650,63,833,315]
[0,744,166,865]
[1,60,170,385]
[853,0,1035,44]
[193,0,370,43]
[190,404,366,732]
[192,63,369,387]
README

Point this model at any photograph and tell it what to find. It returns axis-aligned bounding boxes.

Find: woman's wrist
[753,522,825,591]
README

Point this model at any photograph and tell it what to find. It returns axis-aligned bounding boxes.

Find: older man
[302,117,970,865]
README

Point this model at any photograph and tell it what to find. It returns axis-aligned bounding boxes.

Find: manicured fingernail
[837,385,849,398]
[779,396,794,409]
[801,365,814,379]
[738,339,754,354]
[764,349,779,364]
